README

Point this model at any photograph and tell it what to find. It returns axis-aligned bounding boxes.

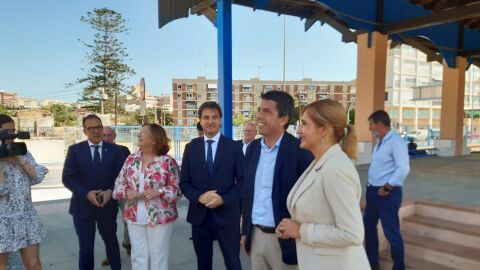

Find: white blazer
[287,144,370,270]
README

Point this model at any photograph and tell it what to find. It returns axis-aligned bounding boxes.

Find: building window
[419,62,430,75]
[388,109,399,119]
[394,75,401,88]
[403,109,415,119]
[319,86,328,93]
[177,84,182,90]
[394,58,400,72]
[404,76,416,87]
[403,60,416,74]
[418,110,429,119]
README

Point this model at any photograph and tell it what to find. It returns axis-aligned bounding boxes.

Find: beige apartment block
[172,77,355,126]
[385,44,480,133]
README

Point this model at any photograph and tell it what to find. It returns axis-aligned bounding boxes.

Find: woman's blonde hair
[302,99,358,160]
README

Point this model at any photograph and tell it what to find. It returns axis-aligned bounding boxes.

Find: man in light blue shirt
[241,91,313,270]
[251,134,283,228]
[364,110,410,270]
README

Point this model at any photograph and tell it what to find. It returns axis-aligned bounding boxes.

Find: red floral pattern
[113,152,181,226]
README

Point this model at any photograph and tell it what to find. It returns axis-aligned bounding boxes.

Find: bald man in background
[240,122,257,155]
[101,126,131,266]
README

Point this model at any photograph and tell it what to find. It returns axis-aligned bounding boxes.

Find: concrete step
[403,214,480,249]
[403,233,480,270]
[379,249,456,270]
[414,200,480,226]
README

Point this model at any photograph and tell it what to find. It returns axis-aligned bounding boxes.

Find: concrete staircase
[378,200,480,270]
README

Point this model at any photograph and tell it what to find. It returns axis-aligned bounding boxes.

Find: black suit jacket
[180,135,245,227]
[242,132,313,265]
[62,141,125,219]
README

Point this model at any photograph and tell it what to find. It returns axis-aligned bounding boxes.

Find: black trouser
[73,207,121,270]
[192,211,241,270]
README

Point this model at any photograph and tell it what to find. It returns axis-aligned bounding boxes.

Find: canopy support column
[217,0,233,138]
[354,31,388,164]
[435,57,470,156]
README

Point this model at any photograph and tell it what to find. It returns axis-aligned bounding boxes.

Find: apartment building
[172,77,355,126]
[0,91,17,108]
[385,44,480,132]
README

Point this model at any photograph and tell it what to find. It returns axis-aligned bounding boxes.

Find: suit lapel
[83,141,93,163]
[272,133,289,196]
[249,140,261,184]
[289,161,317,209]
[290,144,342,208]
[102,143,110,165]
[198,138,209,177]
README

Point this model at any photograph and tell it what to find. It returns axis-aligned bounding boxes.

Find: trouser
[364,186,405,270]
[73,207,121,270]
[250,226,297,270]
[127,222,174,270]
[191,212,241,270]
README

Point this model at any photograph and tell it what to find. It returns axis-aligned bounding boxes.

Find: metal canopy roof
[158,0,480,69]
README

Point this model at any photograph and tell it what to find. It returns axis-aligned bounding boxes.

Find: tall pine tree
[72,8,135,115]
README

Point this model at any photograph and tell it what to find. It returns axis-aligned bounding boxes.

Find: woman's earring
[321,138,326,144]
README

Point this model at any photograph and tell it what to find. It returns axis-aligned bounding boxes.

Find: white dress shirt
[204,132,221,162]
[87,140,103,161]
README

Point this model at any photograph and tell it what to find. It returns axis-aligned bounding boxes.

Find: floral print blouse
[113,151,181,226]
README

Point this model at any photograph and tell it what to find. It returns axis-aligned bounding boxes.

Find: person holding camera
[0,114,48,270]
[62,114,125,270]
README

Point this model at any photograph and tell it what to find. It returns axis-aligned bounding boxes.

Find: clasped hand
[87,189,112,207]
[125,187,160,202]
[198,190,224,208]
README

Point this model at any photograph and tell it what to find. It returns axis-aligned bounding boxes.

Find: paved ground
[7,153,480,269]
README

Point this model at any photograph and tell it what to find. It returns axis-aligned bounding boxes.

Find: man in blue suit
[180,101,245,270]
[62,115,124,270]
[241,91,313,270]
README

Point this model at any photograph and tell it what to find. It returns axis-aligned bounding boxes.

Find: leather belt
[254,224,276,234]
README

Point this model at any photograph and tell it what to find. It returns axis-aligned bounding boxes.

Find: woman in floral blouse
[113,123,181,270]
[0,114,48,270]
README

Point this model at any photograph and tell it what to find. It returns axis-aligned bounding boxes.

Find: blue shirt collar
[260,133,284,150]
[378,130,394,144]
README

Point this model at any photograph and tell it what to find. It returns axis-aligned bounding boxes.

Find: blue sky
[0,0,357,102]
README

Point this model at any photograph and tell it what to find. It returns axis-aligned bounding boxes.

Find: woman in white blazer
[276,99,370,270]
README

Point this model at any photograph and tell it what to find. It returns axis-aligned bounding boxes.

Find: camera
[0,130,30,158]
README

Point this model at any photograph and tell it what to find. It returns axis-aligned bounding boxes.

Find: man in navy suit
[62,115,124,270]
[180,101,245,270]
[241,91,313,270]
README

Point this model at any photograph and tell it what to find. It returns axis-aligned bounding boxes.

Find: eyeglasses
[85,125,103,132]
